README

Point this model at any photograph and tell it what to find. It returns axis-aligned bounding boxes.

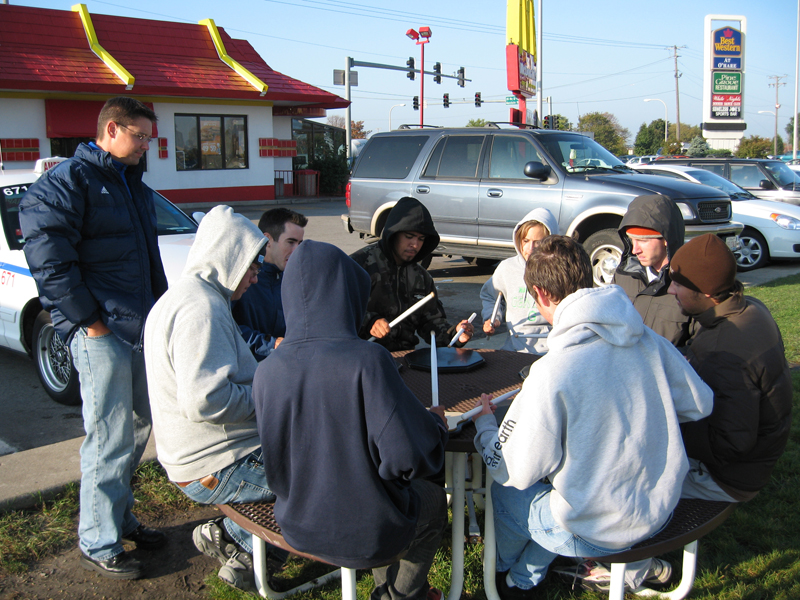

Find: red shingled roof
[0,4,348,108]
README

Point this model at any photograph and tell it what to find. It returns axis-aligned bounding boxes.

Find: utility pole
[768,74,787,156]
[672,46,686,143]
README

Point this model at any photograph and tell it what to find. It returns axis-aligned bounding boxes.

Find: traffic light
[457,67,465,88]
[474,92,482,107]
[433,62,442,84]
[413,96,420,111]
[543,115,550,129]
[407,57,415,80]
[443,93,450,108]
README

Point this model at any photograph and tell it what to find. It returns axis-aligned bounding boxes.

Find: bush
[309,155,349,196]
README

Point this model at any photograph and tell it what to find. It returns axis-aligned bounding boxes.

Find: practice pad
[404,347,485,372]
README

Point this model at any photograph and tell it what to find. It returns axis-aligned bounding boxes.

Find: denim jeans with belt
[71,329,152,561]
[177,448,276,553]
[492,480,627,589]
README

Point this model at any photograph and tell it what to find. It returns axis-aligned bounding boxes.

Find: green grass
[2,272,799,599]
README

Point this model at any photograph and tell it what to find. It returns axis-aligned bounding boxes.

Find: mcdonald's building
[0,3,349,203]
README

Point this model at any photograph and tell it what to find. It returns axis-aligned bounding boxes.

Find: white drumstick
[513,332,549,338]
[368,291,435,342]
[448,312,477,347]
[445,388,522,431]
[490,292,503,325]
[431,332,439,407]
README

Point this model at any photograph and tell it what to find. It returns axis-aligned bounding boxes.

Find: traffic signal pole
[419,40,425,126]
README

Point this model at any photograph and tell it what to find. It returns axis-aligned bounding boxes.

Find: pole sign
[702,15,746,145]
[506,0,537,98]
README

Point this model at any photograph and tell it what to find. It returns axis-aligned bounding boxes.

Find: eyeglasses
[115,123,153,143]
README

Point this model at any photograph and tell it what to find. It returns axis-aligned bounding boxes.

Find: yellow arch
[199,19,268,96]
[72,4,135,89]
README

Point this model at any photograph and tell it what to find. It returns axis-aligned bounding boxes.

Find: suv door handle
[416,186,430,194]
[487,189,503,198]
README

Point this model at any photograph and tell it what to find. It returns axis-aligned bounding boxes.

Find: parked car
[656,157,800,205]
[0,158,197,405]
[626,155,657,166]
[633,163,800,271]
[343,124,741,286]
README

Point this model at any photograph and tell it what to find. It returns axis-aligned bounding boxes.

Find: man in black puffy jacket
[20,97,168,580]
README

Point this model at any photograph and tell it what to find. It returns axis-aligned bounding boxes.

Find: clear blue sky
[15,0,800,146]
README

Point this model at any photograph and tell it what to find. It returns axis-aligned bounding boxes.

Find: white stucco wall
[0,98,48,171]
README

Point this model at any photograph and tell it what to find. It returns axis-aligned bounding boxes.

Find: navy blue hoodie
[253,240,447,568]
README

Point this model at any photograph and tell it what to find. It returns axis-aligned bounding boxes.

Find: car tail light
[346,181,351,207]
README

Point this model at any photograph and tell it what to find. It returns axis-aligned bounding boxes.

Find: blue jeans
[177,448,275,554]
[70,330,151,561]
[492,481,625,589]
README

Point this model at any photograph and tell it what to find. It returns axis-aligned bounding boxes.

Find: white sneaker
[192,518,236,565]
[218,549,256,591]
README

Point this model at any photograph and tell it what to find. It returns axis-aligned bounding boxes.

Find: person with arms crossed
[232,207,307,360]
[472,236,713,598]
[20,97,168,579]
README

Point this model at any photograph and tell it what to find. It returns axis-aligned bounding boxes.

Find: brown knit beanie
[669,234,736,295]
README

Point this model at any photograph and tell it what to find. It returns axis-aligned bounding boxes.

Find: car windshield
[153,192,198,235]
[536,134,624,173]
[686,169,751,197]
[763,161,800,189]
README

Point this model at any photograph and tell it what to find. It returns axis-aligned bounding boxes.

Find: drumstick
[368,291,435,342]
[445,387,522,431]
[513,332,549,338]
[490,292,503,325]
[431,332,439,407]
[448,312,477,347]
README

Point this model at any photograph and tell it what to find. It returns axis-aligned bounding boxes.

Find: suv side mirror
[523,161,551,181]
[758,179,775,190]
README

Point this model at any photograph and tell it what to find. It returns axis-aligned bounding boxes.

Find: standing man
[232,208,307,360]
[613,194,692,346]
[473,236,713,598]
[20,97,167,579]
[669,234,793,502]
[145,206,280,592]
[350,197,473,351]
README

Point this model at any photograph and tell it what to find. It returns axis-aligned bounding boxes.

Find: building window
[175,114,248,171]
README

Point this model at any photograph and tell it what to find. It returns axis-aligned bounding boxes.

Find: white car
[633,163,800,271]
[0,158,196,405]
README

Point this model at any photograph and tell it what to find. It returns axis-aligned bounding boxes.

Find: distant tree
[735,135,772,158]
[467,118,488,127]
[577,112,629,155]
[668,123,702,143]
[687,136,710,157]
[327,115,346,129]
[665,141,683,155]
[785,115,799,138]
[707,148,733,157]
[634,120,663,155]
[775,134,785,155]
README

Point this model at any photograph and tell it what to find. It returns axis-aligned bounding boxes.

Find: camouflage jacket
[350,243,457,351]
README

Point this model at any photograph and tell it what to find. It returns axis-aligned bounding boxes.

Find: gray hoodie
[479,208,560,353]
[145,206,267,482]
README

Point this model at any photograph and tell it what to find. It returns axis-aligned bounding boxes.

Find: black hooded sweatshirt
[613,194,693,346]
[253,240,448,568]
[350,197,458,350]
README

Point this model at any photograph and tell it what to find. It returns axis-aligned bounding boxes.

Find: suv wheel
[734,228,769,271]
[32,310,81,406]
[583,228,623,287]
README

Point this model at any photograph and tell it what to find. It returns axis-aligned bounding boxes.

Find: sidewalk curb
[0,436,158,512]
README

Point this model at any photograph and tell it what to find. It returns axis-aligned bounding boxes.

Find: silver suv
[343,124,742,284]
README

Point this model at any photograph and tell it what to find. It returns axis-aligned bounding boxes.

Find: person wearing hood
[144,205,278,592]
[612,194,692,346]
[480,208,559,354]
[472,236,713,598]
[350,197,473,351]
[254,240,449,600]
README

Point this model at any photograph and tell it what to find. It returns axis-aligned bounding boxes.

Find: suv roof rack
[483,121,539,130]
[397,124,444,130]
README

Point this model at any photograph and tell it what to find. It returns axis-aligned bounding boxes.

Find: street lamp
[406,27,431,127]
[758,110,779,156]
[644,98,668,143]
[389,103,406,131]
